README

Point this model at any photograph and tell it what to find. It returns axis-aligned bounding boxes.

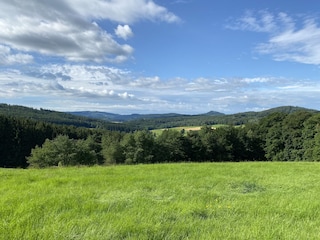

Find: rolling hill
[1,103,318,130]
[0,104,135,131]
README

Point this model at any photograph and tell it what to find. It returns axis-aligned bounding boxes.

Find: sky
[1,0,320,114]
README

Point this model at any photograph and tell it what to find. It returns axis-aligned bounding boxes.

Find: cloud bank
[0,45,33,65]
[0,0,179,63]
[1,64,319,114]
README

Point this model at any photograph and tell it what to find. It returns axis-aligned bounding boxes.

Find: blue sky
[1,0,320,114]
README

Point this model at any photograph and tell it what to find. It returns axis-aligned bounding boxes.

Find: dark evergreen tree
[185,131,207,162]
[280,111,312,161]
[155,130,189,162]
[312,126,320,161]
[302,113,320,161]
[101,131,125,164]
[132,130,155,163]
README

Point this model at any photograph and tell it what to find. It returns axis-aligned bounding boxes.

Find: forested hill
[0,104,318,130]
[69,110,225,122]
[0,104,134,131]
[68,111,192,122]
[1,103,320,168]
[77,105,317,130]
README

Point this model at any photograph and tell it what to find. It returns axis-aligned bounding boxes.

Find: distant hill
[69,105,318,129]
[68,111,191,122]
[258,106,316,116]
[0,104,136,131]
[1,103,318,131]
[229,106,319,123]
[69,110,225,122]
[204,111,225,116]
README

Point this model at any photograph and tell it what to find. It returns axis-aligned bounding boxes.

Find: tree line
[2,110,320,168]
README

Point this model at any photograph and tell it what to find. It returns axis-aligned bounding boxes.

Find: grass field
[1,162,320,239]
[151,124,227,135]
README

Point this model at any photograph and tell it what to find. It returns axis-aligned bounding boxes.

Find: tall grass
[1,162,320,239]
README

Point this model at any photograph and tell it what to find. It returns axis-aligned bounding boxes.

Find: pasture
[1,162,320,239]
[151,124,227,135]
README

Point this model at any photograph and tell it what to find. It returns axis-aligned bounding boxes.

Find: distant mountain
[203,111,225,116]
[70,106,312,123]
[259,106,317,116]
[221,106,319,125]
[232,106,319,121]
[1,103,318,131]
[68,111,188,122]
[69,105,318,129]
[68,111,131,122]
[0,104,136,131]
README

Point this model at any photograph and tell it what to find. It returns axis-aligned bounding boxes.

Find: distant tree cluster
[2,110,320,168]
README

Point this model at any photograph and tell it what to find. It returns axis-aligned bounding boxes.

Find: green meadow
[2,162,320,239]
[151,124,227,135]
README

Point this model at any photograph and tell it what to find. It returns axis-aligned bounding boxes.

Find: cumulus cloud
[70,0,181,23]
[1,64,320,114]
[229,10,320,65]
[115,25,134,40]
[0,0,179,63]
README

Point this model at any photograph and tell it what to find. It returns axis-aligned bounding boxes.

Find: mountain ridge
[68,106,316,123]
[68,110,225,122]
[0,103,318,130]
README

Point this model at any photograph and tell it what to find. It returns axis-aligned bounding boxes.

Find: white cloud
[257,19,320,65]
[0,0,179,63]
[70,0,181,23]
[0,45,33,65]
[227,10,277,33]
[240,77,270,83]
[1,64,320,114]
[229,10,320,65]
[115,25,134,40]
[229,10,295,33]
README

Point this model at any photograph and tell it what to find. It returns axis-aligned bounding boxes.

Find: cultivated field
[1,162,320,239]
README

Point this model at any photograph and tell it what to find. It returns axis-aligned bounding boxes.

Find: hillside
[116,106,318,129]
[0,104,135,131]
[68,111,188,122]
[1,103,320,168]
[70,106,317,130]
[0,103,318,131]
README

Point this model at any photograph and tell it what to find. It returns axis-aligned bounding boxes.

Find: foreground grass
[1,162,320,239]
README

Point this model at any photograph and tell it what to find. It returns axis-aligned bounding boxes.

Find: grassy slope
[1,162,320,239]
[151,124,228,135]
